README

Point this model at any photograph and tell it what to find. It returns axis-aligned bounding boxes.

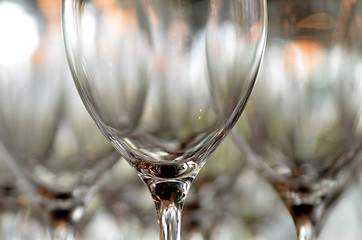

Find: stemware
[233,0,362,239]
[62,0,267,239]
[97,160,158,239]
[0,149,32,240]
[0,0,119,239]
[181,136,286,240]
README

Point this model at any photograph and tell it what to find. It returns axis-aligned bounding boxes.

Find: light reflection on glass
[284,40,325,79]
[0,2,38,66]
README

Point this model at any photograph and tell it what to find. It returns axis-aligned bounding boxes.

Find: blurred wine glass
[0,149,32,240]
[62,0,267,239]
[0,0,119,239]
[96,160,158,240]
[233,0,362,239]
[85,137,287,240]
[180,136,286,240]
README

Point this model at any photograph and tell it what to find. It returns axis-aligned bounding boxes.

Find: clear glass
[62,0,267,239]
[234,0,362,239]
[0,149,27,240]
[0,0,119,239]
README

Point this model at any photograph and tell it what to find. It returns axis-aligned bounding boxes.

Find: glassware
[233,0,362,239]
[98,160,158,239]
[181,136,286,240]
[0,149,31,240]
[62,0,267,239]
[0,0,119,239]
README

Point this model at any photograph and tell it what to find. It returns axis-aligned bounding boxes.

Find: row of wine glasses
[75,138,294,240]
[1,135,361,239]
[82,139,362,240]
[233,0,362,239]
[0,0,120,239]
[0,0,361,239]
[62,0,267,239]
[0,0,268,239]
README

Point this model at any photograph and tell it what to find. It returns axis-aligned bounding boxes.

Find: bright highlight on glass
[0,2,38,66]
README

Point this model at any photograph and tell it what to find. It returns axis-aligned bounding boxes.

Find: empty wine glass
[181,136,286,240]
[0,0,119,239]
[0,148,32,240]
[97,160,158,239]
[62,0,267,239]
[233,0,362,239]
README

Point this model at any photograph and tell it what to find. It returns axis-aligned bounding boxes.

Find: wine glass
[96,160,158,239]
[0,0,120,239]
[233,0,362,239]
[180,136,286,240]
[0,148,32,240]
[62,0,267,239]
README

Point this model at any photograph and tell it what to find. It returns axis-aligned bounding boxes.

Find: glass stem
[48,221,77,240]
[45,205,84,240]
[289,204,317,240]
[294,214,316,240]
[156,199,182,240]
[143,179,192,240]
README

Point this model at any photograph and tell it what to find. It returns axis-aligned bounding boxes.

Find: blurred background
[0,136,361,239]
[0,0,360,239]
